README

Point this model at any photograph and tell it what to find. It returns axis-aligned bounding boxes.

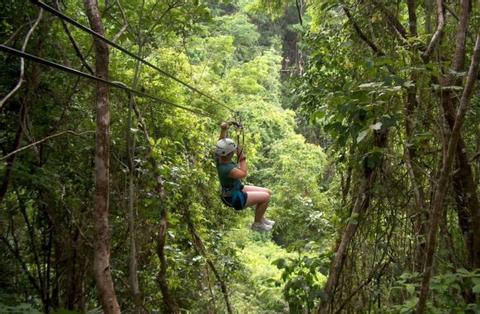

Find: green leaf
[358,82,384,89]
[473,284,480,294]
[369,122,382,131]
[356,129,369,143]
[273,258,287,269]
[380,115,397,129]
[405,283,415,295]
[148,137,155,146]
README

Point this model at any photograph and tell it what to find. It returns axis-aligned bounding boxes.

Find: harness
[220,184,246,210]
[221,183,243,197]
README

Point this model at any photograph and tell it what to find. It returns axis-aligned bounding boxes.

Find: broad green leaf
[356,129,369,143]
[370,122,382,130]
[473,284,480,294]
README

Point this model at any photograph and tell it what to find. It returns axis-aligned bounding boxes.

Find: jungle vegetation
[1,0,480,313]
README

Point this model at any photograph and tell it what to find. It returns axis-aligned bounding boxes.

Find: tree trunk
[437,0,480,270]
[130,98,179,313]
[318,132,387,313]
[126,1,147,309]
[83,0,120,313]
[183,206,234,314]
[126,47,145,310]
[416,34,480,314]
[0,104,25,203]
[318,170,374,313]
[405,0,429,273]
[127,94,141,309]
[424,0,433,34]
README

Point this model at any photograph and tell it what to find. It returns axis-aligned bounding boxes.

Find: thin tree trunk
[318,171,374,313]
[416,34,480,314]
[183,206,234,314]
[340,146,354,208]
[127,94,141,309]
[130,98,179,313]
[318,132,387,313]
[127,54,143,310]
[126,1,146,306]
[422,0,445,60]
[0,104,25,203]
[406,0,417,37]
[424,0,433,34]
[405,0,428,273]
[83,0,120,313]
[438,0,480,270]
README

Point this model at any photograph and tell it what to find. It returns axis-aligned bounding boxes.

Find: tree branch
[295,0,303,26]
[0,130,94,161]
[343,6,385,56]
[422,0,446,60]
[55,0,94,74]
[371,0,408,40]
[112,0,129,42]
[2,23,27,46]
[147,1,181,34]
[334,261,391,314]
[0,8,43,109]
[0,235,42,293]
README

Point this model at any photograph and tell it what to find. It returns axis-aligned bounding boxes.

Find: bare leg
[244,185,272,195]
[254,201,269,223]
[245,191,270,223]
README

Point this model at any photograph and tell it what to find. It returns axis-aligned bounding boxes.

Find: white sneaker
[262,218,275,226]
[251,222,272,232]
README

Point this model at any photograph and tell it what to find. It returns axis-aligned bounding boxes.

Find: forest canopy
[1,0,480,313]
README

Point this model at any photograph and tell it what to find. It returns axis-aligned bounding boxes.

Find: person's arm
[219,122,229,139]
[229,147,247,179]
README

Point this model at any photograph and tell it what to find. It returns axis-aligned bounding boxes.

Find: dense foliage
[0,0,329,313]
[1,0,480,313]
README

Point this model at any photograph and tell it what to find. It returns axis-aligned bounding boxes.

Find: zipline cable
[0,44,217,119]
[30,0,236,113]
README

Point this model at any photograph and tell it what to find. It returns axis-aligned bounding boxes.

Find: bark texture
[83,0,120,313]
[438,0,480,270]
[405,0,428,273]
[416,34,480,314]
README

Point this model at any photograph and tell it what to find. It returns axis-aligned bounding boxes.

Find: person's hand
[237,146,246,161]
[220,122,229,130]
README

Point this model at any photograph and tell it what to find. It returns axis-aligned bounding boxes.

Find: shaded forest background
[1,0,480,313]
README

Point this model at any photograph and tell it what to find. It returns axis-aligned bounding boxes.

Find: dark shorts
[221,189,248,211]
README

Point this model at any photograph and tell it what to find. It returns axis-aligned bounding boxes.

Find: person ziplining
[1,1,277,233]
[215,122,274,231]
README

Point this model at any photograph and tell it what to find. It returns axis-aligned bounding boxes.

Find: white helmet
[216,138,237,156]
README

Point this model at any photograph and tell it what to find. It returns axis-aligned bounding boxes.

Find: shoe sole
[251,225,272,232]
